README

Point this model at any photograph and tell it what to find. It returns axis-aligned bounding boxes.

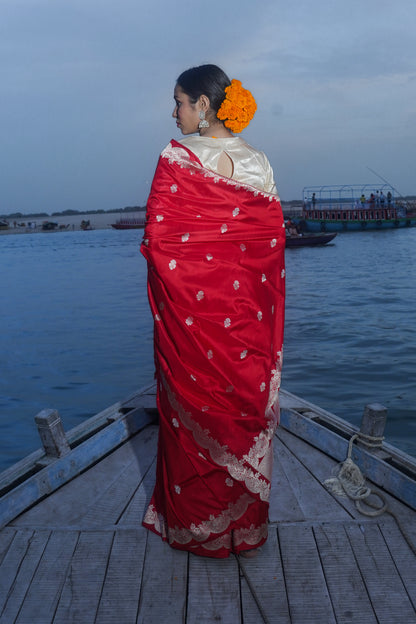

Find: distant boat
[111,215,146,230]
[285,232,337,247]
[80,219,93,230]
[0,220,9,230]
[300,184,416,232]
[41,221,59,231]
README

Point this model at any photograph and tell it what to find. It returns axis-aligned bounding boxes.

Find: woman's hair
[176,64,231,113]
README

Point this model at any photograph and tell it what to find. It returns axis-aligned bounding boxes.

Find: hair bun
[217,79,257,133]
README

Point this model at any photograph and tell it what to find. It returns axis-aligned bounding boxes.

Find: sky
[1,0,415,215]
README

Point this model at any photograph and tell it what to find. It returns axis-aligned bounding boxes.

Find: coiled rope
[324,433,388,516]
[324,433,416,555]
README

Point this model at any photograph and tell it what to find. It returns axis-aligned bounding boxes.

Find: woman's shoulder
[179,135,267,159]
[178,135,201,148]
[178,135,240,149]
[237,137,269,159]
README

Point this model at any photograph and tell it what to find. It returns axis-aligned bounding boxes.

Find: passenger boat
[285,232,337,247]
[300,184,416,232]
[111,215,146,230]
[1,383,415,622]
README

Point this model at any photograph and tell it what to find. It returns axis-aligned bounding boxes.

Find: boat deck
[1,388,415,623]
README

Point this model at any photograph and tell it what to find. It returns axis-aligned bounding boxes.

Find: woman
[141,65,285,558]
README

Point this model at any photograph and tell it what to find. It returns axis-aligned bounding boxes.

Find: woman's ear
[198,94,210,112]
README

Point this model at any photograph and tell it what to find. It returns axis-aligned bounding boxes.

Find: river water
[1,227,415,471]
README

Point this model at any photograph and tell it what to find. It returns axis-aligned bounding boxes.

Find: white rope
[324,433,387,517]
[324,433,416,555]
[355,431,385,448]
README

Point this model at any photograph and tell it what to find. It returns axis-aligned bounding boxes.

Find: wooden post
[35,409,71,458]
[359,403,387,448]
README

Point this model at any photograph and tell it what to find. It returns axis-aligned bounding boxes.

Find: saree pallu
[141,140,285,558]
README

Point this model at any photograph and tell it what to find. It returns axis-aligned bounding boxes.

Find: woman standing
[141,65,285,558]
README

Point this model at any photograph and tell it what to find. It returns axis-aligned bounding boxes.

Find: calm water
[1,227,415,471]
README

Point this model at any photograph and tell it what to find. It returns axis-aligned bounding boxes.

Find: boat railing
[398,199,416,216]
[304,207,399,221]
[304,199,396,210]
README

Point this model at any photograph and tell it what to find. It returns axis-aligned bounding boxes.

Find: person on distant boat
[141,64,285,559]
[360,194,366,204]
[286,219,299,236]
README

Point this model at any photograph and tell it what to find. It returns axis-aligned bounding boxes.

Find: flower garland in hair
[217,79,257,133]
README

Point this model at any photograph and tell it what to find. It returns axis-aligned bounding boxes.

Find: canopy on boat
[303,184,395,207]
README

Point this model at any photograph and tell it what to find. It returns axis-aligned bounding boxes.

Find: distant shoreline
[0,204,303,236]
[2,192,415,236]
[0,212,137,236]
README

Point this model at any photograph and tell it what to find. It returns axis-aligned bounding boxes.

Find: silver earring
[198,110,209,129]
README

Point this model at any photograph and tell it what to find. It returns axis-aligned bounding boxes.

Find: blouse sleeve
[262,152,278,195]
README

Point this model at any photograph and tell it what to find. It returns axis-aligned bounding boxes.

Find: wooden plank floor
[1,423,415,624]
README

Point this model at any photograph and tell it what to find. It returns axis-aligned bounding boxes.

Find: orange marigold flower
[217,79,257,133]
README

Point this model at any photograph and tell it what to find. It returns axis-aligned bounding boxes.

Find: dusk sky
[1,0,415,215]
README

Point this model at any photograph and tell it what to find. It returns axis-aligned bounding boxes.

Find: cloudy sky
[1,0,415,215]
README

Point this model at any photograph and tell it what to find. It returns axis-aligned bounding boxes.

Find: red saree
[141,140,285,558]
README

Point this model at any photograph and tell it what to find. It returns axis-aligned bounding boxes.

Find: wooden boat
[1,384,415,623]
[111,215,146,230]
[285,232,337,247]
[41,221,59,231]
[300,184,416,233]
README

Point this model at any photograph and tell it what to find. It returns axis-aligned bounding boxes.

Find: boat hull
[285,232,337,247]
[300,217,416,233]
[111,223,145,230]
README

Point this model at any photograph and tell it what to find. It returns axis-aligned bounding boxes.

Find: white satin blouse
[179,135,277,195]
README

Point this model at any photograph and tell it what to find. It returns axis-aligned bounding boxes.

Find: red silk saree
[141,140,285,557]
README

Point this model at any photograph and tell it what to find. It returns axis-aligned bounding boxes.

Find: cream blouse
[179,135,277,195]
